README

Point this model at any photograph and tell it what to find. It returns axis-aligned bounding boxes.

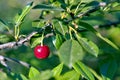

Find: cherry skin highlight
[34,45,50,59]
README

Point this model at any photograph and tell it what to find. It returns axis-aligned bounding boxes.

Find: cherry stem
[41,31,45,46]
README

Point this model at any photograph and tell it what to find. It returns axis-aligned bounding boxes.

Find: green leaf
[52,34,64,49]
[33,4,64,11]
[96,33,119,50]
[29,68,52,80]
[32,20,45,28]
[0,20,9,32]
[50,0,56,3]
[0,71,9,80]
[62,70,80,80]
[53,21,68,35]
[73,61,95,80]
[88,67,102,80]
[39,70,53,80]
[100,59,117,80]
[56,70,80,80]
[79,21,119,50]
[0,19,6,24]
[15,2,33,24]
[77,37,99,57]
[81,0,95,3]
[28,67,40,79]
[52,63,63,77]
[0,34,10,43]
[31,37,42,48]
[57,0,65,5]
[78,21,97,34]
[58,39,84,68]
[20,74,28,80]
[57,0,67,9]
[110,5,120,12]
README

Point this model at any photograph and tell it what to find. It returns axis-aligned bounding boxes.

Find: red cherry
[34,45,50,59]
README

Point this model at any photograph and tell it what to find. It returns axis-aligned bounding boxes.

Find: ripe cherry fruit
[34,45,50,59]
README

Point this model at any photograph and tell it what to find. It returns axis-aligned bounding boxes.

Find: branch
[0,23,53,50]
[77,20,120,32]
[78,2,106,17]
[0,55,31,72]
[0,31,37,50]
[98,20,120,28]
[63,2,107,23]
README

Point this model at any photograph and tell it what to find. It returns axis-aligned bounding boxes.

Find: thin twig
[77,20,120,32]
[0,55,31,72]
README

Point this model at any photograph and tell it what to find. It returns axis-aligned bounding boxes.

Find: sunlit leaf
[31,37,42,48]
[0,71,9,80]
[52,63,63,77]
[29,67,40,79]
[56,70,80,80]
[29,67,52,80]
[62,70,80,80]
[110,5,120,12]
[21,74,28,80]
[50,0,56,3]
[32,20,45,28]
[15,2,33,24]
[39,70,53,80]
[81,0,95,3]
[73,61,95,80]
[0,34,10,43]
